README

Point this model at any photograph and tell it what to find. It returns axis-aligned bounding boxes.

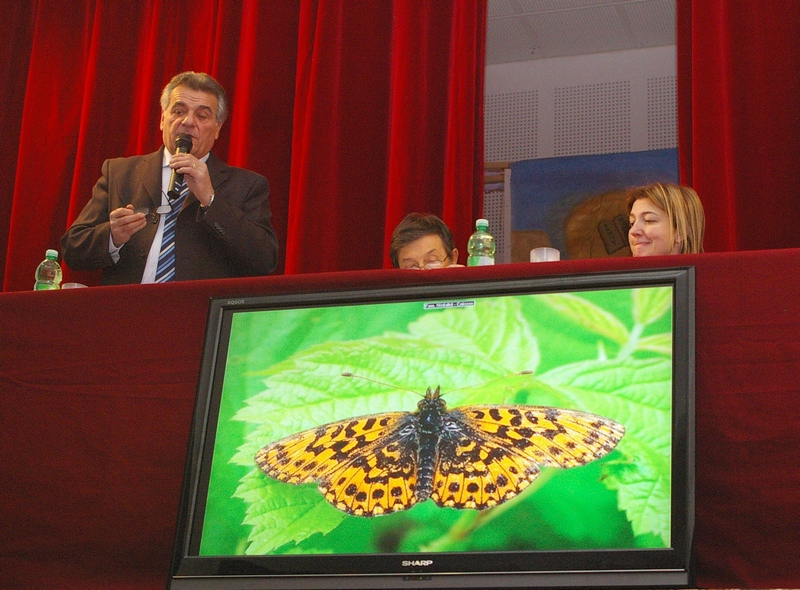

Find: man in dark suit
[61,71,279,285]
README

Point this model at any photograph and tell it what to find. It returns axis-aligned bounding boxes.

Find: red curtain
[381,0,485,271]
[677,0,800,252]
[0,0,486,290]
[284,0,484,273]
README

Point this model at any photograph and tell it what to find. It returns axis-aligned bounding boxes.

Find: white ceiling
[486,0,676,65]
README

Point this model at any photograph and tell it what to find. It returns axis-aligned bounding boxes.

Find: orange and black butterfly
[255,374,624,517]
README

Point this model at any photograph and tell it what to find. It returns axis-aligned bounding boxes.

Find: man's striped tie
[154,180,188,283]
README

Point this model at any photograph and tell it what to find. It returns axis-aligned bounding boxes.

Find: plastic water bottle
[466,218,495,266]
[34,249,62,290]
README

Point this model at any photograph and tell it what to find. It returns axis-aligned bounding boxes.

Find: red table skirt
[2,250,799,589]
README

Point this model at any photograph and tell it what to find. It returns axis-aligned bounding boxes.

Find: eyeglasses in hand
[133,191,179,221]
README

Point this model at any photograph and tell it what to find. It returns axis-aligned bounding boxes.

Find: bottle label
[467,255,495,267]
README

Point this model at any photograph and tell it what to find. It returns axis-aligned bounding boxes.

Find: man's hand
[110,205,147,247]
[170,153,215,207]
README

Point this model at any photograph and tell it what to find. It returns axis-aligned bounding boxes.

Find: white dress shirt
[108,149,210,283]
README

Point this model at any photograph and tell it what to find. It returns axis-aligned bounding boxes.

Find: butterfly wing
[430,405,625,510]
[255,411,421,516]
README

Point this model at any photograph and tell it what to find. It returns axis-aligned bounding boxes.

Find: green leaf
[538,293,630,345]
[406,296,539,372]
[237,469,346,554]
[636,332,673,355]
[603,440,671,547]
[632,286,672,326]
[537,356,672,544]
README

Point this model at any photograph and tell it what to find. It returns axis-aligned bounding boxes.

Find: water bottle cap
[45,249,59,260]
[475,218,489,230]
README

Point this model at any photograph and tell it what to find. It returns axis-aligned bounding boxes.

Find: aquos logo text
[401,559,434,567]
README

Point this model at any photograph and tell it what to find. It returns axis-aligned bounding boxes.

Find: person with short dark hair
[389,213,462,269]
[61,71,279,284]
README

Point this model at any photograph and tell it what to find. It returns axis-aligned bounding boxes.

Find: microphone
[167,134,193,198]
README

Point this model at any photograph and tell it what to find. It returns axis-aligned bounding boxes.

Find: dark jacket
[61,147,279,284]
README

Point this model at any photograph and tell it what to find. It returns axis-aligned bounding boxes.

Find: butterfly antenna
[341,372,423,397]
[443,370,533,394]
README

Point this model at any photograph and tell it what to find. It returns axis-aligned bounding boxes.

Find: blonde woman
[627,183,705,256]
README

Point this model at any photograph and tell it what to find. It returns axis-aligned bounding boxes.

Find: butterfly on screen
[254,372,625,517]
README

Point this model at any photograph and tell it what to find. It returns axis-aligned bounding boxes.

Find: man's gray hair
[160,71,228,124]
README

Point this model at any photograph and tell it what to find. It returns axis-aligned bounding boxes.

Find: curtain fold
[6,2,96,290]
[285,0,485,273]
[0,2,35,287]
[677,0,800,252]
[382,0,486,268]
[1,0,486,288]
[441,0,485,263]
[285,0,391,274]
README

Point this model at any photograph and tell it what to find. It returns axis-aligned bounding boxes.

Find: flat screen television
[169,267,695,589]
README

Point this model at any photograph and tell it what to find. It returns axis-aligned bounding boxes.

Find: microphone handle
[167,140,191,199]
[167,168,184,199]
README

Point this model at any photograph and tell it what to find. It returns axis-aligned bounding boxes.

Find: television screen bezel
[169,267,695,589]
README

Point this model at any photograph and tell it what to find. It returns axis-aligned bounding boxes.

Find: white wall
[484,45,677,162]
